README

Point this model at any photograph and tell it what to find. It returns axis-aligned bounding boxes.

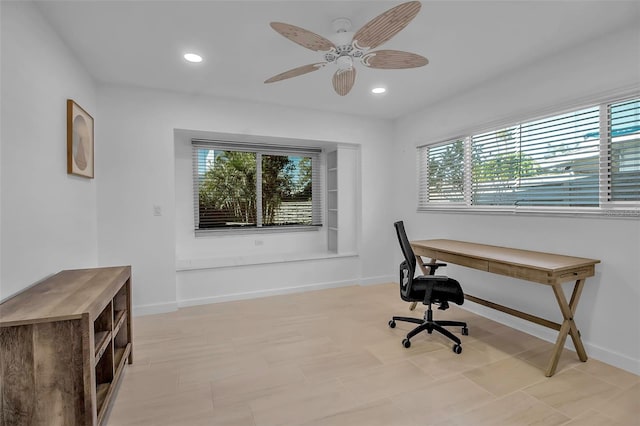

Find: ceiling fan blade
[362,50,428,69]
[264,63,325,83]
[353,1,421,50]
[332,68,356,96]
[270,22,335,52]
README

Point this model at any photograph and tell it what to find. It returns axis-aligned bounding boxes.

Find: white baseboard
[177,279,356,308]
[462,300,640,376]
[359,275,395,286]
[133,301,178,317]
[134,278,362,315]
[135,275,393,315]
[579,340,640,376]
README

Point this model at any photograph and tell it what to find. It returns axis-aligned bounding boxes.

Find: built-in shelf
[327,150,338,252]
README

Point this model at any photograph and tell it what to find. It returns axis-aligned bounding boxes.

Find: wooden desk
[410,239,600,377]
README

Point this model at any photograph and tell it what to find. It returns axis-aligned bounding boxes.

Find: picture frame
[67,99,94,178]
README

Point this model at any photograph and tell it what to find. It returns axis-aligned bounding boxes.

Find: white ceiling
[35,0,640,120]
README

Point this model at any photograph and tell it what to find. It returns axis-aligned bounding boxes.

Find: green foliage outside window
[198,150,312,228]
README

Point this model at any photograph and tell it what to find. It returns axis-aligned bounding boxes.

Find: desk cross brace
[412,255,589,377]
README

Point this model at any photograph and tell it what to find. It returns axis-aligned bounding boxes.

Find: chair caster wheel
[388,320,396,328]
[462,327,469,336]
[402,338,411,348]
[452,344,462,354]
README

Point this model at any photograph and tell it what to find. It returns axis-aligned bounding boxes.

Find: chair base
[389,307,468,353]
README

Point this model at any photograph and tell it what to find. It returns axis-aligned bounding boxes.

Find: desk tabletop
[411,239,600,273]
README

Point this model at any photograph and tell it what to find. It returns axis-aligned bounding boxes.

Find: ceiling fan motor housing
[324,42,366,69]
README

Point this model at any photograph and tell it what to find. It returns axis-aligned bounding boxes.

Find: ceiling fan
[264,1,428,96]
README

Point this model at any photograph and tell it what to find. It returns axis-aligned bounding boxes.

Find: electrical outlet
[254,239,264,246]
[153,205,162,216]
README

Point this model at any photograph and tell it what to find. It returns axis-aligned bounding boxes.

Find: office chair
[389,221,468,353]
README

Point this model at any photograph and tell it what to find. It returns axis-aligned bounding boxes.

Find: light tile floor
[107,283,639,425]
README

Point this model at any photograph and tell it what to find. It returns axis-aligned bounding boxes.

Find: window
[421,138,466,204]
[418,96,640,216]
[193,140,322,232]
[608,99,640,203]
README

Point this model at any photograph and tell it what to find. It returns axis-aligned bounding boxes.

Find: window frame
[192,139,323,235]
[417,93,640,219]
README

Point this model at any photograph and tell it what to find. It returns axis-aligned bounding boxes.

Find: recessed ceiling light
[184,53,203,63]
[372,87,386,94]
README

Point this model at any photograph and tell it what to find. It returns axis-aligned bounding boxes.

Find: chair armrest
[423,262,447,274]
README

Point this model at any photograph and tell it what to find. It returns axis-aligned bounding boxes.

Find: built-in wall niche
[326,146,358,254]
[174,129,360,263]
[327,150,338,252]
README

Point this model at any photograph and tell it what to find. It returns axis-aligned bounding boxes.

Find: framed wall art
[67,99,94,178]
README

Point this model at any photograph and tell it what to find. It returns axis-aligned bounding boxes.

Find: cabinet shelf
[114,347,126,370]
[96,383,110,415]
[97,343,131,425]
[94,331,112,362]
[113,310,126,336]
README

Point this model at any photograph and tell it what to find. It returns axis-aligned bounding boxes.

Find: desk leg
[546,279,588,377]
[409,256,436,311]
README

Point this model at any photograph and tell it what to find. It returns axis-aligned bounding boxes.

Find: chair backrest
[394,221,416,278]
[395,221,418,301]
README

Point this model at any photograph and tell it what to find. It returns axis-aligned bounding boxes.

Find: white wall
[393,25,640,374]
[96,86,395,314]
[0,1,98,300]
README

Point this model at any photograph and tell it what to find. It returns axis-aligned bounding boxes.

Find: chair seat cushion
[409,275,465,306]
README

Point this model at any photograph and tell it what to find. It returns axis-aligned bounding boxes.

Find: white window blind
[608,99,640,203]
[418,94,640,216]
[418,138,467,205]
[471,127,523,206]
[471,107,601,206]
[192,140,322,232]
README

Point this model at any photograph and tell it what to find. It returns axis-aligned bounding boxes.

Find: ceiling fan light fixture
[336,55,353,71]
[183,53,203,63]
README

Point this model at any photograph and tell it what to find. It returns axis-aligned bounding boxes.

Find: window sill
[176,251,359,271]
[195,225,321,237]
[417,205,640,220]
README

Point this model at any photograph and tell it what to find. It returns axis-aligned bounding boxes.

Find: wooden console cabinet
[0,266,133,425]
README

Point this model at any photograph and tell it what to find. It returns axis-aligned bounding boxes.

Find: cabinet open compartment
[95,339,114,414]
[94,302,113,361]
[113,317,129,369]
